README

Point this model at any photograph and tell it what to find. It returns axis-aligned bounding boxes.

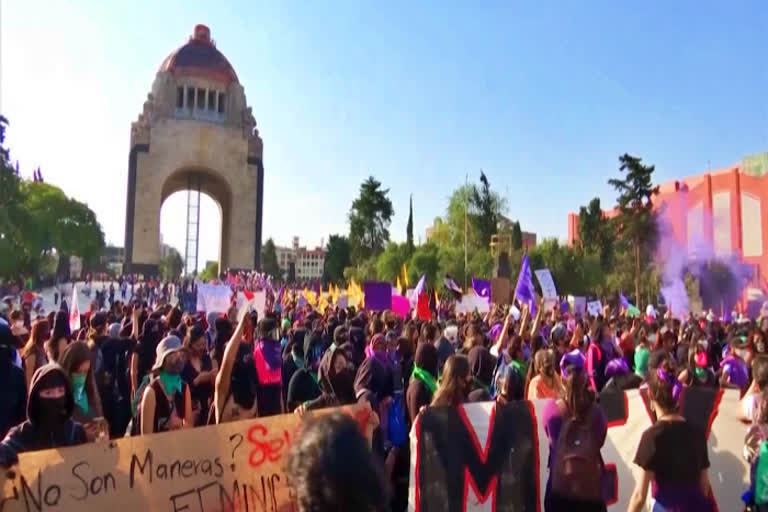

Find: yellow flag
[396,276,403,295]
[402,262,409,287]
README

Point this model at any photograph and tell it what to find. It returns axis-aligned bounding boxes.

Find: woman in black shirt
[182,324,216,426]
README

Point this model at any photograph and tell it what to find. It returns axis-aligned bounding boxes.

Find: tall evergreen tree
[608,154,659,304]
[406,194,414,254]
[348,176,394,262]
[470,171,503,248]
[511,221,523,250]
[261,238,281,279]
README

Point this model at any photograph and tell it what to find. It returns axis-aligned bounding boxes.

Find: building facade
[567,152,768,290]
[276,237,326,280]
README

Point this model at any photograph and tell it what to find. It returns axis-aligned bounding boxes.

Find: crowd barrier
[0,389,748,511]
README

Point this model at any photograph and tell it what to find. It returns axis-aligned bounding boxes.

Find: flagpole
[464,173,468,290]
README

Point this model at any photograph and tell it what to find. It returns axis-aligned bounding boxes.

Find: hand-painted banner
[587,299,603,316]
[0,404,376,512]
[455,294,490,314]
[408,388,747,511]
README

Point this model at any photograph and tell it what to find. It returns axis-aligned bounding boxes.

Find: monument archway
[124,24,264,275]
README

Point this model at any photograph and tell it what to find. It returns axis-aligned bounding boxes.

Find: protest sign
[455,293,490,314]
[409,388,747,511]
[363,281,392,311]
[490,278,511,305]
[0,404,376,512]
[587,299,603,316]
[391,295,410,318]
[533,269,558,301]
[196,283,232,313]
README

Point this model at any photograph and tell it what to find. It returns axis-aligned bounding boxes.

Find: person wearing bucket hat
[138,335,192,434]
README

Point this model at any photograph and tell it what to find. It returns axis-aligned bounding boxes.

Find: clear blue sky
[3,1,766,268]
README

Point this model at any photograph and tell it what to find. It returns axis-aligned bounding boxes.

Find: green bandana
[411,365,438,394]
[309,371,318,385]
[159,371,183,396]
[292,353,305,369]
[72,373,89,415]
[693,366,708,381]
[756,441,768,504]
[509,359,526,377]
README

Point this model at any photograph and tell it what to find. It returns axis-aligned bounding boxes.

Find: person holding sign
[0,363,87,467]
[139,336,193,434]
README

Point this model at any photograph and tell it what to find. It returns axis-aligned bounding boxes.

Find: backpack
[551,404,603,502]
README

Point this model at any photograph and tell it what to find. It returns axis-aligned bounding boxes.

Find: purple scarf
[258,338,282,369]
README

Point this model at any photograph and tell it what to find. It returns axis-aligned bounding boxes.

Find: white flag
[69,284,80,332]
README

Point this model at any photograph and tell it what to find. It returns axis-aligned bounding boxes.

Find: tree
[343,257,377,283]
[323,234,351,284]
[375,242,409,283]
[608,154,659,304]
[511,221,523,250]
[348,177,394,262]
[159,248,184,280]
[469,171,505,249]
[199,261,219,281]
[261,238,281,279]
[409,242,440,286]
[578,197,614,269]
[406,194,414,255]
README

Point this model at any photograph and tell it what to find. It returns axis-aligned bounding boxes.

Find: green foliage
[343,257,377,283]
[199,261,219,281]
[159,248,184,280]
[348,177,394,262]
[608,154,659,303]
[376,242,409,283]
[406,195,414,255]
[323,234,351,284]
[469,171,507,249]
[409,243,440,287]
[528,238,603,295]
[0,116,105,281]
[261,238,281,279]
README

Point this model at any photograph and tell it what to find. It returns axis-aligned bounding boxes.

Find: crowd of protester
[1,276,768,511]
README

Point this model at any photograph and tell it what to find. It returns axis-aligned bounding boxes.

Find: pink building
[568,152,768,291]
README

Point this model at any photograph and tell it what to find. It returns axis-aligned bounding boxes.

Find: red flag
[417,292,431,320]
[243,290,255,301]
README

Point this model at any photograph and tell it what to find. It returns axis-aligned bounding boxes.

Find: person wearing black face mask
[295,345,356,416]
[0,363,87,467]
[0,323,26,439]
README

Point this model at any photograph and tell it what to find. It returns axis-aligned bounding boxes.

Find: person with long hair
[467,345,495,402]
[406,342,438,423]
[543,350,607,512]
[58,341,105,441]
[527,348,563,400]
[21,319,50,389]
[214,312,258,423]
[45,311,71,363]
[628,359,713,512]
[182,324,216,426]
[431,355,471,408]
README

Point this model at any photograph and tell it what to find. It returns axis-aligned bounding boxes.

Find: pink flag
[69,284,80,332]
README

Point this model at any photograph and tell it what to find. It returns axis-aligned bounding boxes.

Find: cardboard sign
[490,277,511,305]
[455,293,490,314]
[587,300,603,316]
[409,388,747,511]
[533,269,558,301]
[0,404,376,512]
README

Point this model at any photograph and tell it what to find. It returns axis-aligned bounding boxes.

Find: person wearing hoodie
[0,323,26,439]
[253,316,284,417]
[295,344,356,415]
[347,325,367,369]
[59,341,105,441]
[286,330,323,412]
[406,342,438,424]
[0,363,87,467]
[282,328,306,405]
[467,345,496,402]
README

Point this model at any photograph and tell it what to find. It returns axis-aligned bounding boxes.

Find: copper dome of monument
[159,24,239,85]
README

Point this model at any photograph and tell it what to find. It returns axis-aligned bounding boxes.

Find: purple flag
[472,277,491,298]
[619,293,630,309]
[515,253,536,315]
[363,281,393,311]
